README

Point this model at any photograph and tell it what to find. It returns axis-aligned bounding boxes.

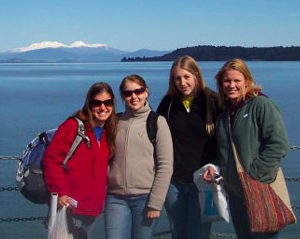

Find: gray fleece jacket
[107,102,173,210]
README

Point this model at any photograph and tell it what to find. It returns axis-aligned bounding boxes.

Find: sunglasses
[90,98,114,107]
[122,88,146,97]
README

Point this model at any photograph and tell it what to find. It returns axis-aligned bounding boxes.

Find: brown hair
[74,82,118,154]
[119,74,149,100]
[215,59,261,108]
[120,74,148,93]
[167,55,217,136]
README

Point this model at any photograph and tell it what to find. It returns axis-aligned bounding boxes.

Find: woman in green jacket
[204,59,289,239]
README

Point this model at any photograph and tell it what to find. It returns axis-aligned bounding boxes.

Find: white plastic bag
[193,164,230,223]
[48,193,74,239]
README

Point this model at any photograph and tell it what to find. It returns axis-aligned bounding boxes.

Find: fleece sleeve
[42,119,78,197]
[156,96,171,120]
[147,116,173,210]
[249,97,290,183]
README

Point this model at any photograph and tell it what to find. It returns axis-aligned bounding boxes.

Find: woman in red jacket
[43,82,118,239]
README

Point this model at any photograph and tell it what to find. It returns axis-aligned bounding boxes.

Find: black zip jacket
[157,92,218,183]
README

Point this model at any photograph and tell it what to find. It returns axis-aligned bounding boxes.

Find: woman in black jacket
[157,55,219,239]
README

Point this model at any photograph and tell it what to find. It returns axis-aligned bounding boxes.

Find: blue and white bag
[194,164,230,223]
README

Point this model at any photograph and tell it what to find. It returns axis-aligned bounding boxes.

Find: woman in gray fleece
[104,74,173,239]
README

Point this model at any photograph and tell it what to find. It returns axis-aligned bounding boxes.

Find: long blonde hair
[215,59,261,108]
[167,55,217,136]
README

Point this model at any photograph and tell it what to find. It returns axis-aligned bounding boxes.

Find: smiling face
[91,91,114,126]
[122,80,148,111]
[173,67,197,96]
[222,69,248,105]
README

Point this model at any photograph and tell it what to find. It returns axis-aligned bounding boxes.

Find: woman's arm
[249,97,289,182]
[42,119,78,197]
[147,116,173,212]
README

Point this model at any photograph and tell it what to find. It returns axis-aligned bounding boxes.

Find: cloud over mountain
[11,41,108,53]
[69,41,107,48]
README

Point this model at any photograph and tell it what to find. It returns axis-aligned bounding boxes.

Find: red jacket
[43,118,110,217]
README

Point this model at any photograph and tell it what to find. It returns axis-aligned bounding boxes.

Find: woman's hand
[58,195,71,208]
[146,208,161,219]
[203,166,216,182]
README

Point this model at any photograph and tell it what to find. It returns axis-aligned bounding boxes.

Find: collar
[227,91,267,115]
[181,95,194,112]
[124,101,151,118]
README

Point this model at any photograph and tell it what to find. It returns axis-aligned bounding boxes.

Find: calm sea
[0,62,299,239]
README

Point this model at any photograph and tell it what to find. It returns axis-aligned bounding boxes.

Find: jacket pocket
[129,158,155,188]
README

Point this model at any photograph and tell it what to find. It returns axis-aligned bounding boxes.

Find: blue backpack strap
[61,117,90,170]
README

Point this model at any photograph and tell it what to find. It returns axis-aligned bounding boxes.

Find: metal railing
[1,145,300,238]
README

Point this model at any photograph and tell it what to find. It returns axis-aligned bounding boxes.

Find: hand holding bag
[227,113,296,233]
[194,164,230,223]
[48,193,74,239]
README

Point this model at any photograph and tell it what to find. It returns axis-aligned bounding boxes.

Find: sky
[0,0,299,53]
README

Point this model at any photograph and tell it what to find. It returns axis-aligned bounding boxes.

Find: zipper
[123,117,134,194]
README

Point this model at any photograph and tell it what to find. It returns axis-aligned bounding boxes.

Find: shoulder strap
[226,111,244,173]
[61,117,90,170]
[118,111,158,147]
[147,111,159,148]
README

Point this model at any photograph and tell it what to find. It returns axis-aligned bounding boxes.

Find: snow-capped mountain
[11,41,67,52]
[0,41,170,62]
[11,41,108,53]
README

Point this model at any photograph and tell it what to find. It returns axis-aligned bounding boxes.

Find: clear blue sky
[0,0,299,52]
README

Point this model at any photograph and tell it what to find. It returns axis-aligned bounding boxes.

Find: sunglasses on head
[90,98,114,107]
[122,88,146,97]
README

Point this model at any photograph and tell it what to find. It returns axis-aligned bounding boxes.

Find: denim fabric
[66,209,96,239]
[229,195,279,239]
[104,194,159,239]
[165,180,211,239]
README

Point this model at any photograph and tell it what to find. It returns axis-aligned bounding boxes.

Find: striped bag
[237,166,296,232]
[228,117,296,232]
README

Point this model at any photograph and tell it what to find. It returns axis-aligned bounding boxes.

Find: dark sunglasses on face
[122,88,146,97]
[90,98,114,107]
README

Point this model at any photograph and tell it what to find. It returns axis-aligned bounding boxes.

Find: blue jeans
[229,195,279,239]
[104,194,159,239]
[165,180,211,239]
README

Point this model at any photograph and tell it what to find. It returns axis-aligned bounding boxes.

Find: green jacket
[216,95,289,197]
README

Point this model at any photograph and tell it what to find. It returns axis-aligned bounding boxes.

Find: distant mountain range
[1,42,299,63]
[122,45,300,61]
[0,41,170,63]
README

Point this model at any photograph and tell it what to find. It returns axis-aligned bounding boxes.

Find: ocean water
[0,61,299,239]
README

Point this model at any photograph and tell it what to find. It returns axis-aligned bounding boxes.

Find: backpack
[16,117,90,204]
[118,111,159,148]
